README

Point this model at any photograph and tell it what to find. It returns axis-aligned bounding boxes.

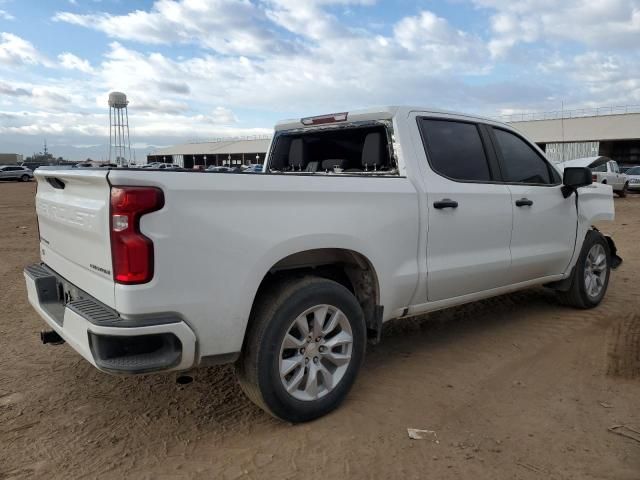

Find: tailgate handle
[46,177,66,189]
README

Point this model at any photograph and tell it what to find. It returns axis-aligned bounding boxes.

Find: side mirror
[561,167,592,198]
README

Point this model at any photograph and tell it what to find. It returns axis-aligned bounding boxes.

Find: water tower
[108,91,132,166]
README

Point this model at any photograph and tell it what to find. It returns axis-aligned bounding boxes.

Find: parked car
[559,156,628,197]
[243,164,264,173]
[625,166,640,192]
[0,165,33,181]
[206,165,228,172]
[24,106,621,423]
[207,165,241,172]
[140,163,181,170]
[21,162,51,170]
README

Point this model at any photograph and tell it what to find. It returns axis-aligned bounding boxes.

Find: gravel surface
[1,182,639,479]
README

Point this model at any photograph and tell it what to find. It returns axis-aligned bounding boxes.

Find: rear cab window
[267,123,398,175]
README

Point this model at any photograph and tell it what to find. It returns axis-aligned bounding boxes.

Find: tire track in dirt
[607,314,640,379]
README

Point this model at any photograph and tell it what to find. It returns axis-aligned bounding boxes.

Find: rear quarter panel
[107,170,420,358]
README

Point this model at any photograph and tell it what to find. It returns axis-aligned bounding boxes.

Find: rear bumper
[24,263,196,374]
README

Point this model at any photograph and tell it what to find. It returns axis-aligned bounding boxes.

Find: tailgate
[35,168,115,307]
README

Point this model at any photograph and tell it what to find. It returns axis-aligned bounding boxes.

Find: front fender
[592,228,623,270]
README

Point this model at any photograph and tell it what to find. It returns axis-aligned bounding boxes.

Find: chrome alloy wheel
[278,304,353,401]
[584,243,607,299]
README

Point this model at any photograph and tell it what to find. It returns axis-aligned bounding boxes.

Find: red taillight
[592,174,597,182]
[110,186,164,284]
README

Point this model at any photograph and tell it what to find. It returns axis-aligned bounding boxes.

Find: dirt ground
[1,181,639,480]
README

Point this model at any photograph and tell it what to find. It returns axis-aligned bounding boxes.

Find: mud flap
[603,235,622,270]
[367,305,384,345]
[591,226,622,269]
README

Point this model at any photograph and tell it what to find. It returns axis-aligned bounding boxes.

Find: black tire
[557,230,611,309]
[20,174,30,182]
[236,276,366,423]
[617,183,628,198]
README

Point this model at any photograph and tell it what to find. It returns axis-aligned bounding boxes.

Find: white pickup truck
[25,107,622,422]
[560,156,629,197]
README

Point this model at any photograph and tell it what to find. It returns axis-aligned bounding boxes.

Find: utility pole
[561,100,565,162]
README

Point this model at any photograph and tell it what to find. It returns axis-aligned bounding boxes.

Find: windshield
[627,166,640,175]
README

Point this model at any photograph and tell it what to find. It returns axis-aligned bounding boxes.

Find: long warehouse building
[506,105,640,166]
[149,105,640,169]
[147,137,272,169]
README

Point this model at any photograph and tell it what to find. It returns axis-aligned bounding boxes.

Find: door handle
[433,199,458,209]
[515,198,533,207]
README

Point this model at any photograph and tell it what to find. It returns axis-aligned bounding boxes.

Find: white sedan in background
[625,166,640,192]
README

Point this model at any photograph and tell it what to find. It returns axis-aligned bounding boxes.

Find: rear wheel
[236,277,366,423]
[557,230,610,309]
[20,174,29,182]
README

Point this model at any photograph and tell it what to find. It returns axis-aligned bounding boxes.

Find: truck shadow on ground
[56,286,578,429]
[5,284,629,478]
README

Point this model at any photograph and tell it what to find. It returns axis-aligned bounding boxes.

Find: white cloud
[473,0,640,56]
[538,50,640,105]
[58,52,94,74]
[0,81,29,96]
[0,9,14,20]
[392,11,488,70]
[0,32,48,66]
[53,0,291,56]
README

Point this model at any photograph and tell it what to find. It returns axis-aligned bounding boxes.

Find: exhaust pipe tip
[40,330,64,345]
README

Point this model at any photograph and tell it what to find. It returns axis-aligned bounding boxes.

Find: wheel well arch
[249,248,381,337]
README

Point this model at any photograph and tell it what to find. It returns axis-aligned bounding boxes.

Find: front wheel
[557,230,611,309]
[236,277,366,423]
[20,174,30,182]
[617,183,628,198]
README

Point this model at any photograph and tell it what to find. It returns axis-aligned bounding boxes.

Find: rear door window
[418,118,492,182]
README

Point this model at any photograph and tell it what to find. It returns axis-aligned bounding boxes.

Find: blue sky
[1,0,639,160]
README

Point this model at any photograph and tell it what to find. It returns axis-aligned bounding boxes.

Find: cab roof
[274,106,510,131]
